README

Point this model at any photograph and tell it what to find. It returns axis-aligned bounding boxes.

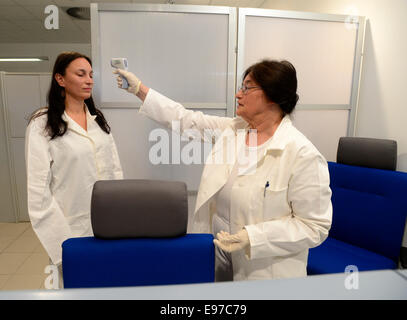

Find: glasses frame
[238,84,261,95]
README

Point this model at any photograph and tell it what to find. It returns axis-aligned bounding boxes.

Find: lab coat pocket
[262,187,291,220]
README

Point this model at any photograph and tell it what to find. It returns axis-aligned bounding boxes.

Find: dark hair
[243,59,299,115]
[29,51,110,139]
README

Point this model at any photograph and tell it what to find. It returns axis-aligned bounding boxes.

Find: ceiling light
[0,57,49,62]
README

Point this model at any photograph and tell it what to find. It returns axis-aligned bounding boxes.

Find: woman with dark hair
[26,52,123,274]
[114,59,332,281]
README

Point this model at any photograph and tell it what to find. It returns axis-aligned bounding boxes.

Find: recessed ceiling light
[65,7,90,20]
[0,57,49,62]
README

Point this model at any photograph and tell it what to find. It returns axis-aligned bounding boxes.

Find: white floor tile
[0,223,61,291]
[0,275,10,290]
[3,235,41,253]
[1,274,46,291]
[0,253,30,275]
[0,237,15,253]
[0,223,30,238]
[20,226,37,238]
[15,253,50,275]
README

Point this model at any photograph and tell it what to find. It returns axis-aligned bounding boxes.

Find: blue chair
[62,180,215,288]
[62,234,214,288]
[308,137,407,274]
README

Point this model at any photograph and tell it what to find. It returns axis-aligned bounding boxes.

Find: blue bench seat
[62,233,214,288]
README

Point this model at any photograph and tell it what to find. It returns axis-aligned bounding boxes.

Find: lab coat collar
[235,115,293,176]
[239,114,292,151]
[62,104,97,136]
[85,105,98,121]
[261,114,293,152]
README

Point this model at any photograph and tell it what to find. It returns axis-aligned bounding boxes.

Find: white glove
[213,229,250,254]
[113,69,141,95]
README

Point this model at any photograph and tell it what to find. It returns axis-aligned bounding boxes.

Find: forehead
[67,57,92,71]
[243,73,255,84]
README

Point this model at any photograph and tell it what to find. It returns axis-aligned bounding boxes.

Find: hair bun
[279,93,299,114]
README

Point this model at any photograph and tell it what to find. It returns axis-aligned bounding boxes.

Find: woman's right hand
[113,69,141,95]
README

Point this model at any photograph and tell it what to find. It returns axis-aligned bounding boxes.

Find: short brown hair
[243,59,299,115]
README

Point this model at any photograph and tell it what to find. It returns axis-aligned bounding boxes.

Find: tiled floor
[0,222,49,291]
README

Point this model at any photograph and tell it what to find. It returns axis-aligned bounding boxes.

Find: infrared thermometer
[111,58,128,89]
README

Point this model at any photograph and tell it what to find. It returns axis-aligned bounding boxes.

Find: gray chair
[90,179,188,239]
[337,136,397,170]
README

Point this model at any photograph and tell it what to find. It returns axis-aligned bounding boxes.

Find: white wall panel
[5,74,41,138]
[243,16,357,105]
[98,11,229,106]
[11,138,29,221]
[291,109,349,161]
[0,73,17,222]
[39,74,52,107]
[0,73,50,222]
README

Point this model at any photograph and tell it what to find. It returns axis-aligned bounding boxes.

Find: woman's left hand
[214,229,250,253]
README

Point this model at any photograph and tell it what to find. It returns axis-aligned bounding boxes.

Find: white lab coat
[25,107,123,265]
[140,89,332,280]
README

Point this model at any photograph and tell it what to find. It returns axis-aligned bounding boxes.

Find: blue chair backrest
[328,161,407,262]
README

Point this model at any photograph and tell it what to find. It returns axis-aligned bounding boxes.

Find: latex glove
[113,69,141,95]
[213,229,250,254]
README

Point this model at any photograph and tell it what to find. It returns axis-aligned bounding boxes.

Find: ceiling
[0,0,267,43]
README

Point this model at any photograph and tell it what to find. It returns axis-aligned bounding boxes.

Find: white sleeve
[109,132,124,179]
[245,147,333,259]
[139,89,234,143]
[25,120,72,265]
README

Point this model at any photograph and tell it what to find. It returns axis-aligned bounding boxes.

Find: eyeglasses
[238,84,261,95]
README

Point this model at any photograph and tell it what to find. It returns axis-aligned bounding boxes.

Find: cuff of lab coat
[138,88,155,116]
[245,224,272,260]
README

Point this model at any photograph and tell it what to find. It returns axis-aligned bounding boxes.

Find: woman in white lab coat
[114,60,332,281]
[26,52,123,274]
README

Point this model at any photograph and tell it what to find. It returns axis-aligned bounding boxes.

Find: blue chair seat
[62,234,214,288]
[307,237,397,275]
